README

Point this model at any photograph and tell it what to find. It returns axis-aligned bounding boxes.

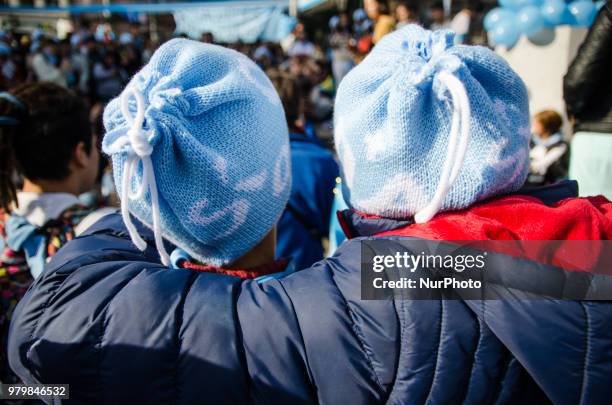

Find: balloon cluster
[484,0,604,48]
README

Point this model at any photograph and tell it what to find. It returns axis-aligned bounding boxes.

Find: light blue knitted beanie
[335,25,530,222]
[102,39,291,266]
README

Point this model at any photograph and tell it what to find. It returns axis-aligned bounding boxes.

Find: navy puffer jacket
[8,182,612,404]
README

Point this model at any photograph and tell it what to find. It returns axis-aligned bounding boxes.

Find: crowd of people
[0,1,488,96]
[0,0,611,402]
[0,0,492,273]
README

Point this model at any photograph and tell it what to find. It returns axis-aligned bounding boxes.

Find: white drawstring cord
[414,71,471,224]
[105,87,171,266]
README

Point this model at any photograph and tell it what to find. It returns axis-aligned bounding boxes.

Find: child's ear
[72,141,89,169]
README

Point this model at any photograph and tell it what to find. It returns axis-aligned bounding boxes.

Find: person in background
[70,19,92,50]
[141,37,157,64]
[353,8,373,35]
[58,39,78,89]
[128,22,145,52]
[286,43,320,84]
[527,110,569,186]
[200,32,214,44]
[564,1,612,199]
[364,0,396,43]
[95,22,115,44]
[306,58,336,142]
[0,44,16,90]
[395,2,419,29]
[253,42,274,71]
[282,21,306,54]
[92,49,127,103]
[352,8,375,60]
[118,34,142,77]
[0,83,111,385]
[70,34,94,96]
[31,39,68,87]
[328,13,355,85]
[287,22,316,59]
[428,2,450,30]
[450,1,475,43]
[268,69,339,270]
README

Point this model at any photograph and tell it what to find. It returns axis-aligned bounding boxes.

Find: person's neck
[226,228,276,269]
[22,177,81,196]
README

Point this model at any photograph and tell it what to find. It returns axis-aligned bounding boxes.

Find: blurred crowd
[0,1,490,137]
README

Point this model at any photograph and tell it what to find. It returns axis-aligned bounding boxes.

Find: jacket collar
[178,258,289,279]
[338,180,579,238]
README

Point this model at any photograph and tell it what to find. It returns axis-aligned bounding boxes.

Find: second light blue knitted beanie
[102,39,291,266]
[335,25,530,222]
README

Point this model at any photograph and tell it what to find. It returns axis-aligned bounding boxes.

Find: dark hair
[0,83,92,212]
[379,0,390,15]
[462,0,480,12]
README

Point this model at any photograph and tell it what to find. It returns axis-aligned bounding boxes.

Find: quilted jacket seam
[459,311,482,403]
[173,271,198,405]
[25,260,90,374]
[97,297,110,404]
[276,278,320,401]
[424,300,445,403]
[232,280,254,402]
[579,302,591,405]
[96,265,154,404]
[327,269,385,391]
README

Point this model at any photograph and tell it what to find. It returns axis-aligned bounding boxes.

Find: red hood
[375,195,612,273]
[376,195,612,241]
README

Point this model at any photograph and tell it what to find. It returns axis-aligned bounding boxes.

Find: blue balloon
[568,0,596,26]
[596,1,605,11]
[490,19,521,47]
[484,8,516,31]
[517,6,545,35]
[541,0,567,25]
[500,0,522,11]
[517,0,544,7]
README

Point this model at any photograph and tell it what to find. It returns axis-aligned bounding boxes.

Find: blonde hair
[534,110,563,135]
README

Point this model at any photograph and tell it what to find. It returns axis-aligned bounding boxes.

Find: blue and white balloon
[568,0,596,27]
[491,18,521,48]
[484,0,596,47]
[517,0,544,8]
[540,0,568,25]
[500,0,523,11]
[484,8,517,31]
[517,6,545,35]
